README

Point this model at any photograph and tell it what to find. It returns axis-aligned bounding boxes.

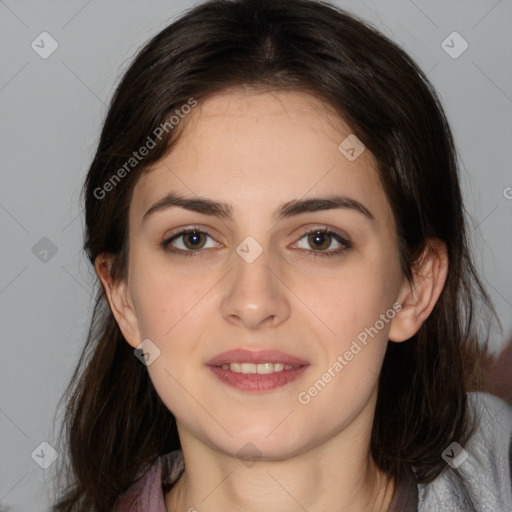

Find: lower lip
[207,365,309,392]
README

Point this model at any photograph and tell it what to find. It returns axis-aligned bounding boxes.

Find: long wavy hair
[51,0,498,510]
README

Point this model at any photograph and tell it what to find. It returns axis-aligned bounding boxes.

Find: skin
[96,88,448,512]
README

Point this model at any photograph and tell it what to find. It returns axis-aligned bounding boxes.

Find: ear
[94,253,141,348]
[388,238,448,343]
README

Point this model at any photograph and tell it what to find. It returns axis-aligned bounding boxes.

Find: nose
[220,243,291,330]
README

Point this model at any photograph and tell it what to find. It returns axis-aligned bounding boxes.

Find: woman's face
[118,89,408,459]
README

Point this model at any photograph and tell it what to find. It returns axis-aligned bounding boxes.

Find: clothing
[416,392,512,511]
[112,392,512,511]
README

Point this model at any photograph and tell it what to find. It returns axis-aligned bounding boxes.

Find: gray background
[1,1,511,510]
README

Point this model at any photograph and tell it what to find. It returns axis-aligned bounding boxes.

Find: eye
[292,227,352,258]
[162,228,220,256]
[162,225,352,259]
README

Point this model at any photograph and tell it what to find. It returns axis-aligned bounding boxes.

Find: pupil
[186,231,204,248]
[309,232,329,250]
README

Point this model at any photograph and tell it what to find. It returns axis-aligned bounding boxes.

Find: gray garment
[416,392,512,512]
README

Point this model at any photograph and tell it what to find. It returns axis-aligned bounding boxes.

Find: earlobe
[94,254,141,348]
[388,239,449,343]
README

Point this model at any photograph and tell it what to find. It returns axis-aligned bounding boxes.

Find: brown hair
[51,0,498,510]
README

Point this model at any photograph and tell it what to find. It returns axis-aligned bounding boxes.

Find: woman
[52,0,512,511]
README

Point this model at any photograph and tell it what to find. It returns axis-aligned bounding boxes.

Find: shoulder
[417,392,512,512]
[467,392,512,469]
[112,451,184,512]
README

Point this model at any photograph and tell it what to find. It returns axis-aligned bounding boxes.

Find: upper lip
[206,349,309,367]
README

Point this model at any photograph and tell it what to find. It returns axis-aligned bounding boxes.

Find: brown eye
[293,227,352,258]
[181,231,207,250]
[307,231,332,251]
[162,228,220,256]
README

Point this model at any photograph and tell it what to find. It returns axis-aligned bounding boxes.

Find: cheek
[295,269,395,428]
[130,255,211,341]
[131,267,212,416]
[295,256,398,343]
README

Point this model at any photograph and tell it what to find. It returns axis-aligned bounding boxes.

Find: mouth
[206,349,310,392]
[219,362,302,374]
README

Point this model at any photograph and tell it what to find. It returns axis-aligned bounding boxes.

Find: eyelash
[161,225,352,259]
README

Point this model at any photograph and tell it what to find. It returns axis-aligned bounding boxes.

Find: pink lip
[205,349,310,392]
[205,349,309,367]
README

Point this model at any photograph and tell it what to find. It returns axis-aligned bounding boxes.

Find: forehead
[131,89,393,225]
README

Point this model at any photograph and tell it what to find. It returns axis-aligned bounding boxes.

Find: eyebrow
[142,192,374,223]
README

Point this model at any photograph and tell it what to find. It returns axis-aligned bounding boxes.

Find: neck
[165,397,395,512]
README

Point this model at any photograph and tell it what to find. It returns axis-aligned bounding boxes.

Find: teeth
[220,362,297,374]
[255,362,278,374]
